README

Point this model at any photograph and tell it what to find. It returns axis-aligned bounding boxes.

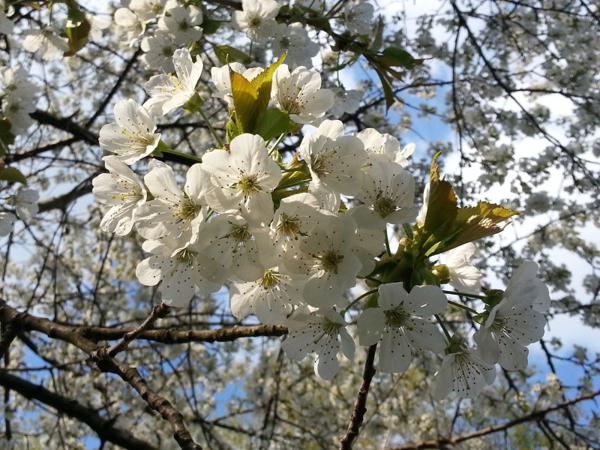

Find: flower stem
[447,300,478,314]
[443,289,486,300]
[198,109,224,148]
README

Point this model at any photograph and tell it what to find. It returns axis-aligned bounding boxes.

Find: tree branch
[392,389,600,449]
[0,371,158,450]
[339,344,377,450]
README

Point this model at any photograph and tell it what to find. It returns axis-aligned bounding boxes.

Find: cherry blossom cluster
[92,48,551,399]
[0,65,40,236]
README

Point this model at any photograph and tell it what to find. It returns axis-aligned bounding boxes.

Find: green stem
[342,288,379,314]
[162,147,203,163]
[268,133,287,156]
[198,109,223,148]
[435,314,452,343]
[384,229,391,256]
[447,300,478,314]
[443,290,486,300]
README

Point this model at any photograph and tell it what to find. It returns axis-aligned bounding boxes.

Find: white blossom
[201,133,282,224]
[433,347,496,399]
[141,31,178,71]
[136,236,219,307]
[135,162,209,245]
[14,188,39,222]
[129,0,167,23]
[191,213,274,283]
[356,157,418,226]
[284,214,361,308]
[143,48,203,116]
[233,0,281,42]
[22,28,68,60]
[438,243,482,295]
[344,1,374,35]
[272,65,334,124]
[282,307,355,380]
[271,23,319,68]
[92,156,147,236]
[0,212,16,236]
[357,128,414,167]
[299,120,367,196]
[114,8,144,45]
[357,283,447,373]
[230,268,304,324]
[99,99,161,165]
[474,261,549,370]
[158,0,203,45]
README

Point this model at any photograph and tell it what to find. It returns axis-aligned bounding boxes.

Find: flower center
[320,250,344,273]
[277,213,301,237]
[322,318,342,336]
[384,307,409,327]
[249,16,261,28]
[374,195,396,218]
[260,270,281,289]
[175,248,195,264]
[237,174,261,195]
[310,153,332,177]
[162,46,173,57]
[176,197,201,220]
[229,223,251,242]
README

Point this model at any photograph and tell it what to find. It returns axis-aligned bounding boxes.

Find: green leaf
[201,18,223,35]
[0,119,15,157]
[229,53,287,135]
[374,66,395,111]
[230,71,259,133]
[369,17,385,51]
[250,52,286,122]
[423,153,458,238]
[0,167,27,185]
[255,108,298,141]
[214,45,252,65]
[64,1,91,56]
[226,118,241,142]
[380,47,417,69]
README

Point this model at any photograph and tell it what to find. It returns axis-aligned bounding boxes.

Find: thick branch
[392,389,600,449]
[0,371,158,450]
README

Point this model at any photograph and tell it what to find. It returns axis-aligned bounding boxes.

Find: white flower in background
[129,0,167,23]
[0,212,16,236]
[0,66,39,133]
[433,347,496,399]
[0,0,14,35]
[210,63,263,107]
[1,101,35,134]
[438,243,482,295]
[329,88,362,117]
[92,156,147,236]
[201,134,282,224]
[143,48,203,116]
[14,188,39,222]
[191,213,274,283]
[344,1,374,35]
[272,65,334,124]
[135,163,209,245]
[141,31,178,71]
[22,28,68,60]
[99,99,161,165]
[356,158,418,226]
[114,8,144,44]
[1,66,38,104]
[357,128,414,167]
[357,283,447,373]
[282,307,355,380]
[230,268,304,324]
[233,0,281,42]
[88,14,112,41]
[502,261,551,312]
[271,23,319,67]
[158,0,203,45]
[474,261,549,370]
[284,214,361,308]
[299,120,367,196]
[136,236,219,307]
